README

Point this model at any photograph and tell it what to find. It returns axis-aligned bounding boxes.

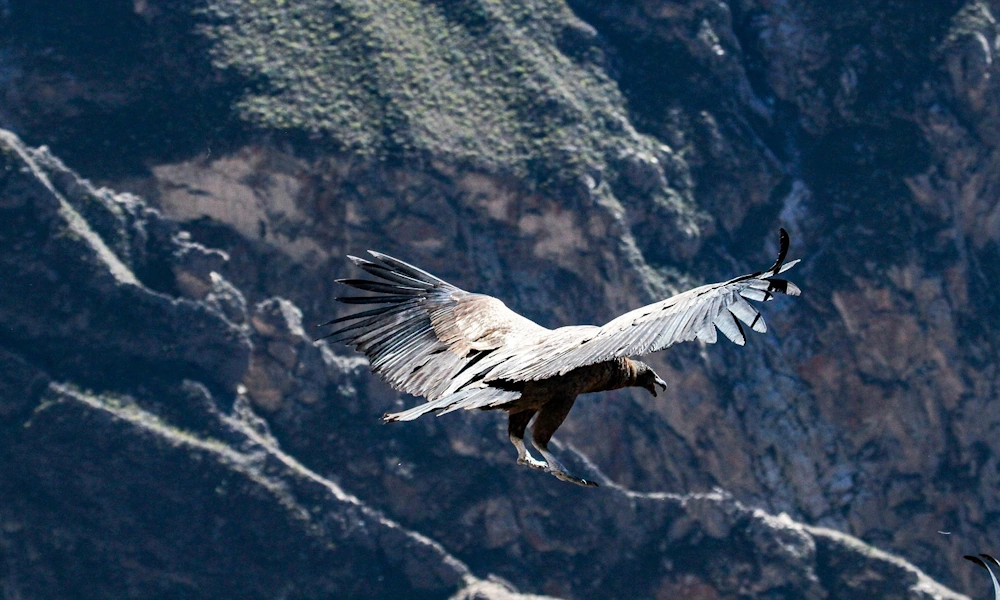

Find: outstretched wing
[472,229,801,383]
[318,251,549,403]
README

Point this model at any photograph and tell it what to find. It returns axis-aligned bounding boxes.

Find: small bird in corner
[320,230,800,487]
[965,554,1000,600]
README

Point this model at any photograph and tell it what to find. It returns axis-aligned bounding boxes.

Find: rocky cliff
[1,0,999,598]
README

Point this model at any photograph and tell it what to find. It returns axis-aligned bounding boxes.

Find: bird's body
[499,357,650,412]
[321,230,800,486]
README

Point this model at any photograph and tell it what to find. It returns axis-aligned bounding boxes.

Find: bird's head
[635,361,667,397]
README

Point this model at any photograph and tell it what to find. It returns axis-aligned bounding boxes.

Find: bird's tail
[383,386,520,422]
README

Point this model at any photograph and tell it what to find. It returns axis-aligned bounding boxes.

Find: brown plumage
[320,230,801,486]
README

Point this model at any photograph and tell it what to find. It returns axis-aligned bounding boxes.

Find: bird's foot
[548,468,599,488]
[517,455,548,470]
[533,446,598,487]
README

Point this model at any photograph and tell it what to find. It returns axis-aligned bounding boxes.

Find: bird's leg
[531,396,597,487]
[508,409,545,470]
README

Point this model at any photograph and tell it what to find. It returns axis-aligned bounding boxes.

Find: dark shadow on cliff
[1,0,250,178]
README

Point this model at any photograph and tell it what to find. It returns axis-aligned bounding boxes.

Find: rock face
[2,0,999,598]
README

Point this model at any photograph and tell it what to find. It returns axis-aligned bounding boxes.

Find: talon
[549,469,599,487]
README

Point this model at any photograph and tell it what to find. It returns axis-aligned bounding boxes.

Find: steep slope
[2,0,1000,597]
[0,124,967,599]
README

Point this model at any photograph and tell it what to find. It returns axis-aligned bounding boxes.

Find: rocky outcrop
[0,129,562,598]
[3,0,1000,597]
[0,123,968,599]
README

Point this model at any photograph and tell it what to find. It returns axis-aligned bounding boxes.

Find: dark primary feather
[322,230,801,419]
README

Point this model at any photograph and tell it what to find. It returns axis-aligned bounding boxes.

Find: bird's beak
[646,374,668,397]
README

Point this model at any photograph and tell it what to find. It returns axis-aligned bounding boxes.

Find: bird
[965,554,1000,600]
[320,229,800,487]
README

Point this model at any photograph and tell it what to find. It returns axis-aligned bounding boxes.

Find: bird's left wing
[479,229,800,383]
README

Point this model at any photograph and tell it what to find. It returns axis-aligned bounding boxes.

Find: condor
[321,230,800,487]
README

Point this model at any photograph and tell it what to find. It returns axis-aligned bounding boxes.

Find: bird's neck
[609,357,640,391]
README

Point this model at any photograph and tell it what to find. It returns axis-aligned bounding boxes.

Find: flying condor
[320,230,800,487]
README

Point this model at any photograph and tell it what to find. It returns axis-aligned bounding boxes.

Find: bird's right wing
[318,251,549,402]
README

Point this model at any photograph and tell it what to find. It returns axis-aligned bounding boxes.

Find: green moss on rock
[198,0,700,218]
